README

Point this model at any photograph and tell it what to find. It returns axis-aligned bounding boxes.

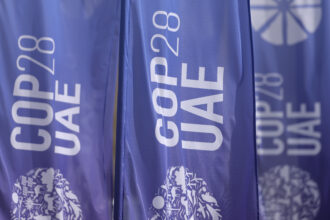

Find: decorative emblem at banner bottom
[258,165,320,220]
[149,166,222,220]
[11,168,82,220]
[250,0,322,45]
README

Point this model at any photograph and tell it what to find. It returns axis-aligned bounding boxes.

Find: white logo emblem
[148,166,222,220]
[250,0,322,45]
[11,168,82,220]
[258,165,320,219]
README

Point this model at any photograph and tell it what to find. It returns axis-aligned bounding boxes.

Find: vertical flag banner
[0,0,120,219]
[115,0,258,219]
[251,0,330,219]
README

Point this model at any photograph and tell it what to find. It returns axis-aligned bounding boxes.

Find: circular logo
[148,166,222,220]
[250,0,322,45]
[258,165,320,220]
[11,168,82,220]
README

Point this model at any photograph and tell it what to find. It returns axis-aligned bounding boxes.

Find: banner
[251,0,330,219]
[115,0,258,219]
[0,0,119,219]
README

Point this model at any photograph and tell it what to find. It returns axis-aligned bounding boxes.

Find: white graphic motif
[258,165,320,220]
[11,168,82,220]
[149,166,222,220]
[250,0,322,45]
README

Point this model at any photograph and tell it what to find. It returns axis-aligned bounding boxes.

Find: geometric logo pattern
[149,166,222,220]
[11,168,82,220]
[258,165,320,220]
[250,0,322,45]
